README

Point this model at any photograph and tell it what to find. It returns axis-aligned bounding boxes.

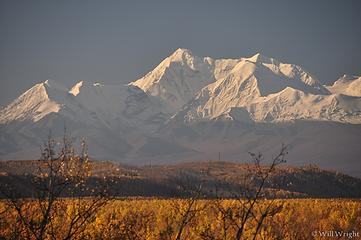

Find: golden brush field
[1,199,360,240]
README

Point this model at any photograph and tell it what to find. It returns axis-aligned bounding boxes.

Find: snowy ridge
[245,53,329,94]
[0,80,63,123]
[69,81,84,96]
[169,52,361,124]
[1,48,361,176]
[131,48,216,113]
[0,79,169,131]
[4,49,355,126]
[326,75,361,97]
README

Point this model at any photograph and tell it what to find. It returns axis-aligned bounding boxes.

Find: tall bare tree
[0,132,110,240]
[207,145,287,240]
[235,144,287,240]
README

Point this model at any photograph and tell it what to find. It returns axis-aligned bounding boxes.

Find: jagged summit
[2,50,359,126]
[128,49,357,123]
[327,74,361,97]
[164,48,204,71]
[42,79,68,92]
[69,81,84,96]
[131,48,215,111]
[246,52,276,64]
[168,48,194,61]
[0,81,62,123]
[1,50,361,171]
[338,74,359,82]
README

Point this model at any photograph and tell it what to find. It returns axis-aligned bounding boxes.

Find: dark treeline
[1,163,361,199]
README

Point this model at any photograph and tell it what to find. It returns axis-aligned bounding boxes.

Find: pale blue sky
[1,0,360,106]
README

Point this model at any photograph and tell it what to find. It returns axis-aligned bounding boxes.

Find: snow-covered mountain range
[1,48,361,176]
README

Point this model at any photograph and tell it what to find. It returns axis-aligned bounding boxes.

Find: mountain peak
[330,74,360,86]
[327,74,361,97]
[174,47,193,54]
[0,80,62,123]
[69,81,84,96]
[130,48,216,111]
[340,74,359,81]
[43,79,52,85]
[247,53,275,64]
[43,79,54,88]
[42,79,67,92]
[168,48,195,61]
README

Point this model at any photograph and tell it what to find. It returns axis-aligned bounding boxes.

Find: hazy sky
[1,0,360,107]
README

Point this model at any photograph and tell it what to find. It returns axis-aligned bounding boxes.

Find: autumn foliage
[1,198,360,240]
